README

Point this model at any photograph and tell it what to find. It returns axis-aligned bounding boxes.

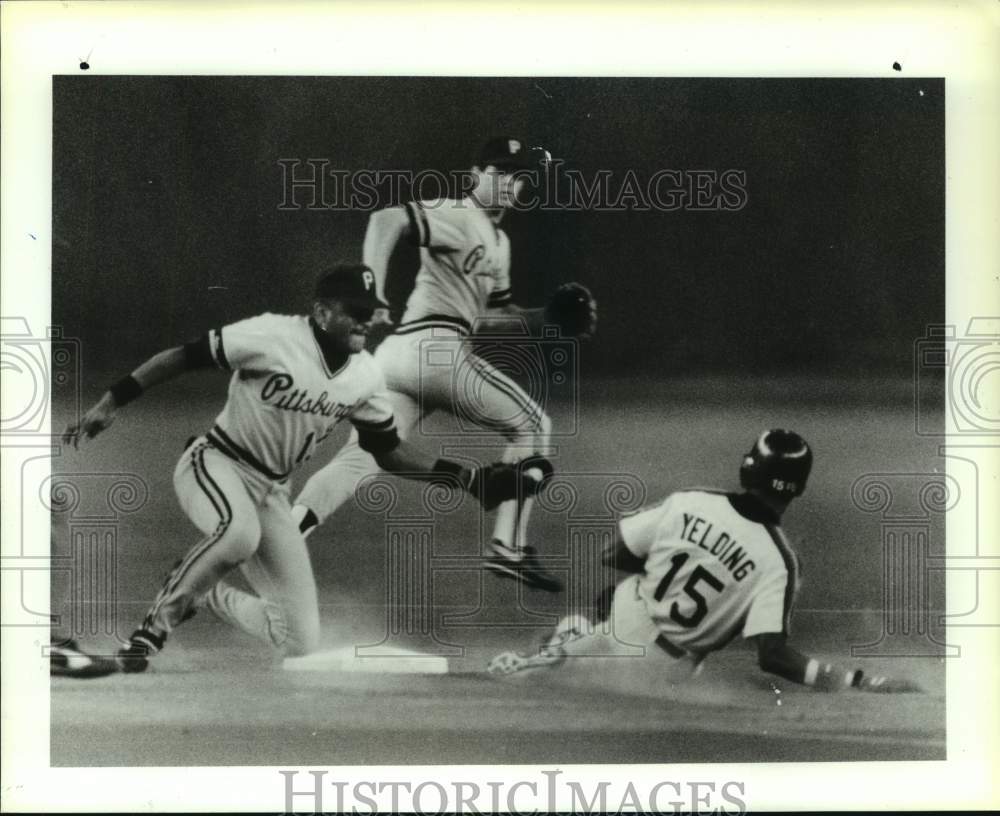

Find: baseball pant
[296,326,552,549]
[138,438,320,657]
[554,575,704,685]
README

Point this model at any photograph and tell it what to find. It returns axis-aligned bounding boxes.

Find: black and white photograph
[2,3,998,813]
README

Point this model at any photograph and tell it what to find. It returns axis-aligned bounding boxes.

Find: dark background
[50,78,946,762]
[53,76,943,377]
[50,76,947,613]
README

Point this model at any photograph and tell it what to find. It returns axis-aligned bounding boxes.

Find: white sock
[490,466,542,555]
[516,496,535,549]
[556,613,591,635]
[492,500,518,550]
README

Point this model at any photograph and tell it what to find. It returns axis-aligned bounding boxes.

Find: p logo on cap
[315,264,388,310]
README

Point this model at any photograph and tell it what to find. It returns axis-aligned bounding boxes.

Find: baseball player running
[293,137,597,592]
[63,265,549,672]
[489,429,922,694]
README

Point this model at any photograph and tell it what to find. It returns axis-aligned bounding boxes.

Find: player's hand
[62,392,118,449]
[544,282,598,340]
[372,307,394,327]
[470,459,552,511]
[855,674,924,694]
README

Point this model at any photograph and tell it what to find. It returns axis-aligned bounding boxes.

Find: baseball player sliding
[292,137,597,593]
[63,265,550,672]
[489,429,922,694]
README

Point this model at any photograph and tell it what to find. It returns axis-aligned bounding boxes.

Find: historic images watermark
[1,318,148,654]
[280,769,748,814]
[1,317,81,439]
[913,319,1000,637]
[913,318,1000,437]
[277,160,748,213]
[45,471,149,650]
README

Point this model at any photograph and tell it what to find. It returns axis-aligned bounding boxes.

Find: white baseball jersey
[204,313,395,481]
[619,489,800,654]
[400,198,512,328]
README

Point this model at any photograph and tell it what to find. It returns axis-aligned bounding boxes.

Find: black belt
[205,425,291,482]
[396,314,472,337]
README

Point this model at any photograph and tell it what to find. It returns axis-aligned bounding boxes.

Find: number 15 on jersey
[653,553,726,628]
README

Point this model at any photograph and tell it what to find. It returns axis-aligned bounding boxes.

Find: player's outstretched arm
[358,429,551,512]
[752,632,923,693]
[62,344,196,448]
[381,442,551,512]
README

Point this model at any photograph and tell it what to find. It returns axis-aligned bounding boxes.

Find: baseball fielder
[293,137,596,592]
[63,265,548,672]
[489,429,922,694]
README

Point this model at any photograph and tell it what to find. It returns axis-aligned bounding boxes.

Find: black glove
[544,282,597,339]
[433,458,552,511]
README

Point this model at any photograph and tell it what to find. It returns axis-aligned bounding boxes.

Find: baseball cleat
[115,629,162,673]
[484,541,563,593]
[487,647,564,676]
[547,614,589,646]
[50,639,119,678]
[116,643,150,673]
[487,617,588,676]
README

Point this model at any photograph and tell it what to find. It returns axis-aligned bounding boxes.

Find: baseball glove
[544,282,597,339]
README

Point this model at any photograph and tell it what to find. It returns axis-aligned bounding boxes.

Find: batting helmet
[739,429,813,499]
[478,137,552,171]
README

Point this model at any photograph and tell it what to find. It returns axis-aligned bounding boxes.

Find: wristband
[805,659,856,691]
[109,374,143,407]
[431,458,473,490]
[519,454,555,486]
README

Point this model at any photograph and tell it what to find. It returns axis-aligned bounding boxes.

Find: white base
[282,645,449,674]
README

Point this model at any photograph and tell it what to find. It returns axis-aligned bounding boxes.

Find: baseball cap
[314,264,388,310]
[478,137,552,171]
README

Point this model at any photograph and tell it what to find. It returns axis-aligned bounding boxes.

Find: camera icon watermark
[1,317,81,438]
[914,318,1000,436]
[416,322,579,438]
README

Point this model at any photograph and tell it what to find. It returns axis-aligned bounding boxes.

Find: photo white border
[2,0,998,811]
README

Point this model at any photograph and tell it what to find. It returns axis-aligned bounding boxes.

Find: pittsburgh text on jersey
[259,373,360,420]
[205,314,395,480]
